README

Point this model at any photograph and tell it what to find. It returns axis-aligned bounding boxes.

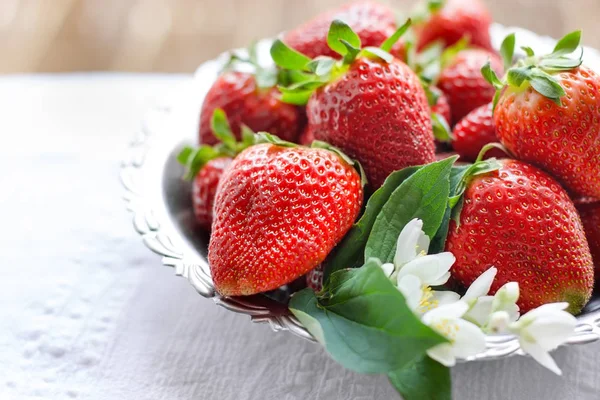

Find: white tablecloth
[1,74,599,400]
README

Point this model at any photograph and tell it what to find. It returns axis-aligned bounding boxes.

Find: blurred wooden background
[1,0,598,74]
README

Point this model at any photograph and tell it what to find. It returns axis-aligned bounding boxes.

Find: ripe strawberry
[452,103,505,162]
[199,71,304,145]
[308,57,434,188]
[430,86,451,125]
[446,159,594,314]
[209,141,363,296]
[283,1,398,59]
[273,19,434,189]
[192,157,232,230]
[306,264,324,292]
[575,198,600,278]
[487,31,600,198]
[438,49,503,124]
[416,0,494,52]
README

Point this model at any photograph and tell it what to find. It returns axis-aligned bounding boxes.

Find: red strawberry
[283,1,398,59]
[446,159,594,314]
[199,71,304,145]
[489,32,600,198]
[452,103,505,161]
[438,49,503,124]
[309,57,435,188]
[416,0,494,52]
[430,86,451,125]
[299,126,315,146]
[575,198,600,278]
[192,157,232,230]
[306,264,324,292]
[209,142,363,296]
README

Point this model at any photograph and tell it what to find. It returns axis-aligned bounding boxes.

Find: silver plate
[121,24,600,361]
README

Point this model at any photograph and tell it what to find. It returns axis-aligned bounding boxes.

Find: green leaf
[500,32,516,71]
[211,108,236,149]
[270,39,311,70]
[278,86,314,105]
[177,145,221,180]
[323,166,419,280]
[388,356,451,400]
[521,46,535,57]
[431,113,452,142]
[481,61,504,90]
[506,65,532,87]
[327,19,362,57]
[551,30,581,57]
[428,165,470,254]
[340,39,361,64]
[380,18,412,52]
[254,132,297,148]
[362,46,393,63]
[529,68,566,105]
[289,260,447,374]
[424,85,440,107]
[441,36,469,68]
[176,146,194,165]
[427,0,444,13]
[539,55,583,71]
[365,157,456,263]
[306,57,336,77]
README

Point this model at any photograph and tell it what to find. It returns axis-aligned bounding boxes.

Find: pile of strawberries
[179,0,600,315]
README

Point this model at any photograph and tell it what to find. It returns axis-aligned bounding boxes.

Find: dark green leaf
[306,57,336,77]
[289,261,447,374]
[431,113,452,142]
[481,61,504,90]
[388,356,451,400]
[362,46,393,63]
[428,165,469,254]
[211,108,236,149]
[380,18,412,52]
[270,39,311,70]
[521,46,535,57]
[529,69,566,105]
[327,19,362,57]
[500,33,516,71]
[506,65,532,87]
[365,157,456,263]
[551,30,581,57]
[323,166,419,280]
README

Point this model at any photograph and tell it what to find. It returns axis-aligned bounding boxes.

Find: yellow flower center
[418,286,438,313]
[432,319,459,342]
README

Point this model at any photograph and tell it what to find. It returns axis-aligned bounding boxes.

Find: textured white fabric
[0,75,599,400]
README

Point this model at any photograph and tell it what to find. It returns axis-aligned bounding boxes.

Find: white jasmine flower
[422,301,487,367]
[379,219,458,314]
[509,302,577,375]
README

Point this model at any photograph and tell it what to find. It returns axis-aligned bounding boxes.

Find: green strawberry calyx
[177,109,255,180]
[482,31,584,107]
[270,19,412,105]
[222,42,284,89]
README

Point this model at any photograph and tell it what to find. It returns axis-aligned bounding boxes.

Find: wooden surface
[0,0,599,73]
